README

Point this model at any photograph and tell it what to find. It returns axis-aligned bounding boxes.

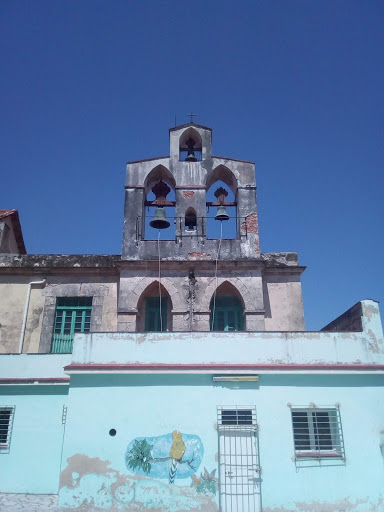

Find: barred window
[0,406,15,453]
[217,406,260,511]
[291,406,344,459]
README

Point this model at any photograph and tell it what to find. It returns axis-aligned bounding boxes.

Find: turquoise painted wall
[58,373,384,511]
[0,385,68,494]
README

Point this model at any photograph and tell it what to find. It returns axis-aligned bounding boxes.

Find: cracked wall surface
[0,493,58,512]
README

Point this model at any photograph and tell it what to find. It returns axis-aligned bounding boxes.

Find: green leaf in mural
[191,467,218,495]
[126,439,154,475]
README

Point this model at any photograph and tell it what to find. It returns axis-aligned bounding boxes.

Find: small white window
[0,406,15,453]
[291,406,344,460]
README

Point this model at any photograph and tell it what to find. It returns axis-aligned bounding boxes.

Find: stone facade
[0,122,383,512]
[0,122,306,356]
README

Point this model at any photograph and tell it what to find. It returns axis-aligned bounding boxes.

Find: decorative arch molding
[128,277,183,312]
[179,127,202,150]
[200,278,252,312]
[205,165,238,196]
[143,165,176,196]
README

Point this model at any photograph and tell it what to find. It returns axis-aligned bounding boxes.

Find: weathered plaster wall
[39,277,118,353]
[57,373,384,512]
[0,275,118,354]
[0,218,19,253]
[117,269,265,332]
[0,492,58,512]
[321,301,364,332]
[122,123,260,260]
[263,273,305,331]
[0,353,72,379]
[0,277,45,353]
[0,385,68,494]
[73,300,384,367]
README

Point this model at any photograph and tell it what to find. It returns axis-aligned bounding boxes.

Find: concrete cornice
[0,253,304,274]
[0,254,120,275]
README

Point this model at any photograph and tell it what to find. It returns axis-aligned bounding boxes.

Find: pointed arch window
[185,207,197,231]
[179,128,202,162]
[143,166,176,240]
[205,166,238,239]
[145,297,168,332]
[137,281,173,332]
[210,297,244,332]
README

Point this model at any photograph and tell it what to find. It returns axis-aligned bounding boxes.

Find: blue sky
[1,1,383,329]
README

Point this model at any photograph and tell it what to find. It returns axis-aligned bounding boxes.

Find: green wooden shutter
[51,297,92,353]
[145,297,167,332]
[210,297,244,331]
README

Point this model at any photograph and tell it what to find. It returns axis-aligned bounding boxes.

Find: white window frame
[0,406,15,453]
[290,405,345,460]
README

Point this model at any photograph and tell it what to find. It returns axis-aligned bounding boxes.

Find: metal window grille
[290,405,345,460]
[51,297,93,354]
[217,406,260,512]
[0,406,15,454]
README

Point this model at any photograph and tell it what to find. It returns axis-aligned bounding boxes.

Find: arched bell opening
[205,166,238,239]
[179,128,202,162]
[143,165,176,240]
[209,281,245,332]
[136,281,173,332]
[184,207,197,232]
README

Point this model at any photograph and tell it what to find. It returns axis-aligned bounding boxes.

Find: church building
[0,122,383,512]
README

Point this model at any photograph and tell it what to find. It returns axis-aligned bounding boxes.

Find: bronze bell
[150,207,170,229]
[185,149,197,162]
[215,205,230,221]
[185,137,197,162]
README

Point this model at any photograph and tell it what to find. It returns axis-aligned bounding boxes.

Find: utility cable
[158,230,163,332]
[211,221,223,331]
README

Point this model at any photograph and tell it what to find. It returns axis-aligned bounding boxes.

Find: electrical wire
[211,221,223,330]
[158,230,163,332]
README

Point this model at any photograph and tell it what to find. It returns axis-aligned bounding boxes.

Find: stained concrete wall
[263,273,305,331]
[0,219,19,254]
[321,301,363,332]
[122,124,260,261]
[117,269,266,332]
[0,277,45,353]
[118,263,305,332]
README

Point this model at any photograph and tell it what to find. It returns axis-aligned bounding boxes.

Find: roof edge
[169,122,212,133]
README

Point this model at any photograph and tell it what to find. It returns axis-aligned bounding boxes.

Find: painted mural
[58,431,218,512]
[125,430,203,483]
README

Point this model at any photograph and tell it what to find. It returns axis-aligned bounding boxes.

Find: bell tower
[122,121,260,260]
[118,122,304,334]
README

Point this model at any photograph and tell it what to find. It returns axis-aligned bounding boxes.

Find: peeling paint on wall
[262,495,384,512]
[58,454,218,512]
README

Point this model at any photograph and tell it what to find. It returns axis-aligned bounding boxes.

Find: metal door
[218,407,261,512]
